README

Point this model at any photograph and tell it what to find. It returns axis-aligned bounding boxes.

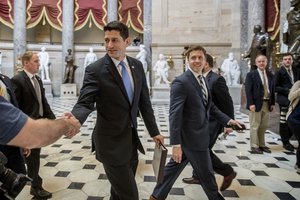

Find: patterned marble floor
[16,98,300,200]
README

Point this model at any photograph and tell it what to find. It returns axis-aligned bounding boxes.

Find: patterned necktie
[119,61,133,103]
[198,75,208,105]
[262,71,269,99]
[32,76,43,116]
[287,68,294,84]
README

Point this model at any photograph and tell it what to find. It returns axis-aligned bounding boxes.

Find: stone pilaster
[107,0,118,22]
[143,0,152,87]
[240,0,249,83]
[280,0,291,52]
[13,0,26,74]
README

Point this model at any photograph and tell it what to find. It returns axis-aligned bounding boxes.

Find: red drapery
[26,0,62,30]
[0,0,13,28]
[119,0,143,33]
[74,0,106,31]
[266,0,280,41]
[0,0,144,32]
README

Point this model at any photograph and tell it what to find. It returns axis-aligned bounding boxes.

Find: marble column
[13,0,26,74]
[107,0,118,22]
[280,1,291,52]
[62,0,74,81]
[247,0,265,45]
[143,0,152,87]
[240,0,249,83]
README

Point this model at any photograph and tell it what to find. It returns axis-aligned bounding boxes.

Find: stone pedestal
[43,80,53,98]
[228,84,242,105]
[60,83,77,98]
[151,84,170,104]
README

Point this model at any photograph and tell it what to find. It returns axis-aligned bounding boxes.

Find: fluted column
[62,0,74,80]
[13,0,26,74]
[143,0,152,87]
[247,0,265,45]
[107,0,118,22]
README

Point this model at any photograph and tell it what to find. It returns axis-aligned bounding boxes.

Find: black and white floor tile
[16,98,300,200]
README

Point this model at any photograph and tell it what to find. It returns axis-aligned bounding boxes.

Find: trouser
[152,148,224,200]
[25,148,43,189]
[102,137,139,200]
[288,120,300,167]
[279,106,294,145]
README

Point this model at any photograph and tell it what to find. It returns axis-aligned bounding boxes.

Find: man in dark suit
[149,46,242,200]
[245,54,275,154]
[0,73,27,199]
[71,21,164,200]
[11,51,55,199]
[182,54,236,191]
[274,53,299,151]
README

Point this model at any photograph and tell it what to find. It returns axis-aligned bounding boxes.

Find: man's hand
[153,134,164,146]
[229,119,245,130]
[172,146,182,163]
[60,112,81,138]
[249,105,256,112]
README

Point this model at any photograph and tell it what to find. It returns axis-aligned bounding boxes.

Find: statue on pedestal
[84,47,97,68]
[243,25,271,70]
[153,54,170,86]
[63,49,77,84]
[38,47,50,81]
[220,52,241,86]
[136,44,148,73]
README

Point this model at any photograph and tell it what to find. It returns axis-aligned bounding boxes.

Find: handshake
[60,112,81,139]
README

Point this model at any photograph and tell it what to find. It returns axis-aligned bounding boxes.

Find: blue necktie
[120,61,133,103]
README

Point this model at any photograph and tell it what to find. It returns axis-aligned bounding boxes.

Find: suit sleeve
[274,70,289,96]
[212,76,234,119]
[138,62,160,137]
[72,65,98,124]
[245,72,254,108]
[169,79,186,145]
[10,76,23,107]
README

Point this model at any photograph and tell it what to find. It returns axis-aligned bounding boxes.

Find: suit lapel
[105,55,132,104]
[254,70,263,86]
[22,71,39,101]
[126,57,137,105]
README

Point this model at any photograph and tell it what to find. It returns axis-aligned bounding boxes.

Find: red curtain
[0,0,13,28]
[0,0,144,32]
[26,0,62,30]
[74,0,106,31]
[266,0,280,41]
[119,0,143,33]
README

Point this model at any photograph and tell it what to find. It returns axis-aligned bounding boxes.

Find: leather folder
[152,143,168,184]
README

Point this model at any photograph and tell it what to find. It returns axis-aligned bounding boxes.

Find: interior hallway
[16,98,300,200]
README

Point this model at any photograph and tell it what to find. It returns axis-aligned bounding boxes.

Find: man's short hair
[281,52,293,59]
[104,21,129,40]
[21,51,36,66]
[185,45,206,59]
[206,54,214,68]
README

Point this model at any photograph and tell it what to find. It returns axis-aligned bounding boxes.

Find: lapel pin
[131,66,134,69]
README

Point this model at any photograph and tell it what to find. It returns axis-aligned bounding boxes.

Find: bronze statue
[244,25,271,70]
[63,49,77,83]
[284,0,300,67]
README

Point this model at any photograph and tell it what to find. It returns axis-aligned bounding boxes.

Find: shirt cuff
[172,144,181,147]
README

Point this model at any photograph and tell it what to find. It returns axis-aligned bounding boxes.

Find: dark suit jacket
[11,71,55,120]
[245,69,275,112]
[206,71,234,137]
[274,66,300,106]
[169,70,231,151]
[72,54,159,166]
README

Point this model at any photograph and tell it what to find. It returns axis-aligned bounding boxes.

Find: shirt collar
[189,69,202,79]
[111,56,129,67]
[23,69,35,79]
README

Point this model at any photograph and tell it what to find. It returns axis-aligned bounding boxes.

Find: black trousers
[102,132,139,200]
[26,148,43,189]
[279,106,294,144]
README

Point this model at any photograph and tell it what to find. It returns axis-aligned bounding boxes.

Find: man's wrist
[172,144,181,147]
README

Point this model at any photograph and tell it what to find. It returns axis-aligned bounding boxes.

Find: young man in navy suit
[274,53,299,151]
[245,54,275,154]
[149,46,242,200]
[71,21,164,200]
[182,54,237,191]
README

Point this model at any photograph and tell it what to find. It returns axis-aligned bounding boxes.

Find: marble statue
[38,47,50,81]
[84,47,97,68]
[221,52,241,86]
[153,54,169,85]
[243,25,271,70]
[63,49,77,84]
[136,44,148,73]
